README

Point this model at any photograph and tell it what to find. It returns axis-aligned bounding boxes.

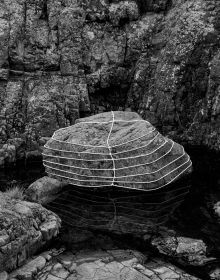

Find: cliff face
[0,0,219,154]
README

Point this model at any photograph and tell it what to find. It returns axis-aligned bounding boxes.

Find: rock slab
[0,192,61,272]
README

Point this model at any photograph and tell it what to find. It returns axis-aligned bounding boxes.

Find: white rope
[43,132,159,156]
[52,117,151,134]
[44,156,190,183]
[45,159,192,191]
[43,151,186,179]
[42,138,170,161]
[49,127,156,148]
[107,111,115,186]
[42,141,177,171]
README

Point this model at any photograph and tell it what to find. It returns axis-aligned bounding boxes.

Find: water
[0,162,45,192]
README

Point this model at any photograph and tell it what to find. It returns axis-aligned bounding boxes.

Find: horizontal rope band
[42,139,170,161]
[44,132,159,156]
[44,155,190,183]
[43,152,186,179]
[42,141,177,171]
[46,160,192,191]
[51,127,156,148]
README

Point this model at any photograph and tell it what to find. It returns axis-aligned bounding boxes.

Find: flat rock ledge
[6,248,201,280]
[0,192,61,272]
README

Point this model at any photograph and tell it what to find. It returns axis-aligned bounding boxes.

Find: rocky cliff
[0,0,219,163]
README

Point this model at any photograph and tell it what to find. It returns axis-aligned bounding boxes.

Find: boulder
[43,111,192,190]
[25,176,65,205]
[0,192,61,272]
[150,228,216,266]
[41,111,192,233]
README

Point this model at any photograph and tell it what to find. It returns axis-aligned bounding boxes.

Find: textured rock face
[0,0,219,159]
[0,192,61,272]
[25,176,66,205]
[8,248,200,280]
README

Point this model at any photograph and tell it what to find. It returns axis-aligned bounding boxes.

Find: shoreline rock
[0,192,61,272]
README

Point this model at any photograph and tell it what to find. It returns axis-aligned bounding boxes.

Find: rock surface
[25,176,66,205]
[150,228,216,267]
[43,111,192,190]
[0,191,61,272]
[0,0,219,165]
[8,247,201,280]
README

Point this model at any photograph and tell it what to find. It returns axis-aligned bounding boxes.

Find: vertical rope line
[106,111,115,186]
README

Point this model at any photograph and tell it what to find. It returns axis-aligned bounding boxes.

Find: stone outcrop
[0,191,61,272]
[25,176,66,205]
[43,111,192,190]
[0,0,219,167]
[150,228,216,267]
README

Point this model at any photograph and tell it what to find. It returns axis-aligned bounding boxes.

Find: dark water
[0,146,219,246]
[0,162,45,192]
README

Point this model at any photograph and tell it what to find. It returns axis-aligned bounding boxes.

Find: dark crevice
[89,85,130,114]
[39,1,49,21]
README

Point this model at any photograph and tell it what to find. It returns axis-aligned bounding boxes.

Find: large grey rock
[41,111,192,233]
[0,192,61,272]
[43,111,192,190]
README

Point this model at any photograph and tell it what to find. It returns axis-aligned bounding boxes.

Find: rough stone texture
[43,111,192,190]
[0,191,61,272]
[25,176,66,204]
[127,0,220,151]
[150,228,216,266]
[9,248,201,280]
[0,0,219,168]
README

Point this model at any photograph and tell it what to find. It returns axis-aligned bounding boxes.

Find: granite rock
[0,192,61,272]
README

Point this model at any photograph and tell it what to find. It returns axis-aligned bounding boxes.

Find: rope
[52,117,151,135]
[42,141,178,171]
[42,139,170,161]
[43,132,159,155]
[46,159,192,191]
[49,127,156,148]
[44,156,190,183]
[43,151,186,179]
[107,111,115,186]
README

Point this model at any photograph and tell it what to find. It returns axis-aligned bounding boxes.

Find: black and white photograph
[0,0,219,279]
